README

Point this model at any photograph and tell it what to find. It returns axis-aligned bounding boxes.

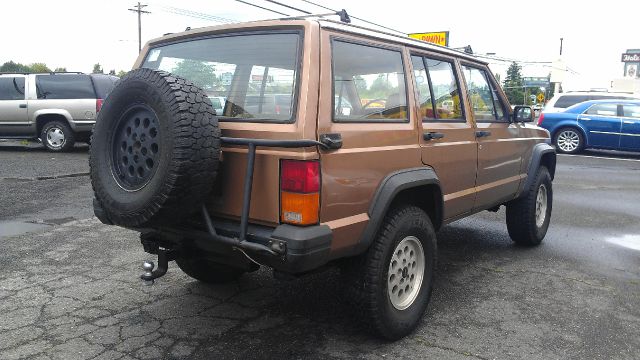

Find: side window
[425,58,463,120]
[0,77,25,100]
[555,95,588,108]
[462,66,504,121]
[332,40,408,121]
[622,104,640,118]
[411,56,434,119]
[586,104,618,116]
[36,75,96,99]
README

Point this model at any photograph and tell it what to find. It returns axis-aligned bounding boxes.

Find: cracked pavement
[1,143,639,359]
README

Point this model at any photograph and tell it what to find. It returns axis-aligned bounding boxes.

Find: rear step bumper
[94,136,334,274]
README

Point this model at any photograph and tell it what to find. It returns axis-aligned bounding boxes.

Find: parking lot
[1,140,639,360]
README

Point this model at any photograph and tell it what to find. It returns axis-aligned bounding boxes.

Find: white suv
[0,72,118,151]
[544,91,640,113]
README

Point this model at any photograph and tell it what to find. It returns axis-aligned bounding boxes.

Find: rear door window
[0,77,25,100]
[142,32,301,122]
[411,55,464,121]
[586,103,618,116]
[622,104,640,118]
[36,75,96,99]
[332,40,408,122]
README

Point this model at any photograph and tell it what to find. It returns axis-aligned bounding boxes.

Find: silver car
[0,72,118,151]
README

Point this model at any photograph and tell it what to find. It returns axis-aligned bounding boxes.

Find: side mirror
[513,105,534,123]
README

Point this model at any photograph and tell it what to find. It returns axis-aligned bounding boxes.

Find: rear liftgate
[140,136,335,285]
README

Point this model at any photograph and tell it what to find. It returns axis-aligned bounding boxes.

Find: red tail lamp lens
[280,160,320,193]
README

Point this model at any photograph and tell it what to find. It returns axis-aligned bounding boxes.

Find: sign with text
[408,31,449,47]
[622,53,640,62]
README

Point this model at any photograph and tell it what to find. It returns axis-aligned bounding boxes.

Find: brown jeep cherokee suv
[90,15,556,340]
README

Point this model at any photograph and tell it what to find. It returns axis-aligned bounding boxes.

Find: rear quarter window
[91,75,118,98]
[36,75,96,99]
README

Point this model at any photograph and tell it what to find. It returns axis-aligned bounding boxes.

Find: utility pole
[559,37,563,56]
[128,2,150,53]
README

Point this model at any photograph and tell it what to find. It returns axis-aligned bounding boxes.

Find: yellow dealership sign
[408,31,449,47]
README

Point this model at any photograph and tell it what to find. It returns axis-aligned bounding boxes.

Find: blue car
[538,99,640,154]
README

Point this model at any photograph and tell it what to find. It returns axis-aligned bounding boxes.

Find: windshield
[142,32,301,122]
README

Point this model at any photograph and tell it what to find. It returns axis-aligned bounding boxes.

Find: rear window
[36,74,96,99]
[91,75,118,98]
[0,77,25,100]
[141,32,301,122]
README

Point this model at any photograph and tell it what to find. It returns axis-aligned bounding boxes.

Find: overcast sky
[1,0,637,90]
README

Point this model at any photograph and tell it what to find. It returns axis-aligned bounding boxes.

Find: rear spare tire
[90,69,221,228]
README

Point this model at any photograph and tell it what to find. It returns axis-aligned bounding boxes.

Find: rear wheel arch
[356,168,443,253]
[36,113,72,135]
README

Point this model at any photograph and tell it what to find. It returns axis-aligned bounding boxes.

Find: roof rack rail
[279,9,351,23]
[0,71,85,75]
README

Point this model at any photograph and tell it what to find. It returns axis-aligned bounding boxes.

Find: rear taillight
[96,99,104,113]
[537,113,545,126]
[280,160,320,225]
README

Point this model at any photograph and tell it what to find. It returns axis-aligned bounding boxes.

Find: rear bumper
[94,198,332,274]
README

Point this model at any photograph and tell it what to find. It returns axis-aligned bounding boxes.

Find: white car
[543,91,640,113]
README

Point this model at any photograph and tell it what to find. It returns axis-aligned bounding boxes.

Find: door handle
[623,120,634,124]
[423,132,445,140]
[475,130,492,138]
[19,104,27,108]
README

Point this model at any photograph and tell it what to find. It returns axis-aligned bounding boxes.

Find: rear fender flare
[355,167,443,253]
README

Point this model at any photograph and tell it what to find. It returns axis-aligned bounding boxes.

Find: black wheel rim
[111,104,160,191]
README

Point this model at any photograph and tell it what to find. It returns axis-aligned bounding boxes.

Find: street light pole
[559,37,563,56]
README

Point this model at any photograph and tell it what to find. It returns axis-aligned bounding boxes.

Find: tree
[92,63,104,74]
[1,61,31,73]
[171,59,216,89]
[117,70,128,78]
[54,67,67,72]
[29,63,51,73]
[502,62,524,105]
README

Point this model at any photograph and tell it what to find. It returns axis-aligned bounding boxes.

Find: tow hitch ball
[140,248,177,285]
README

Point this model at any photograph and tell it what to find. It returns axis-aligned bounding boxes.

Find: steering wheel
[361,98,386,110]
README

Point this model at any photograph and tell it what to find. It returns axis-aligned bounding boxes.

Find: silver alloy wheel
[556,130,580,152]
[387,236,425,310]
[46,127,66,149]
[535,184,548,227]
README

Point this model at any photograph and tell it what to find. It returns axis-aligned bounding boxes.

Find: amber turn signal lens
[280,191,319,225]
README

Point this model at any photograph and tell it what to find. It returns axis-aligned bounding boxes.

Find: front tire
[343,205,437,340]
[41,120,75,152]
[506,166,553,246]
[176,258,246,284]
[554,127,583,154]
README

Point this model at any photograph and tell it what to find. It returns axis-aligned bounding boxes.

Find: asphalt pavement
[0,141,639,360]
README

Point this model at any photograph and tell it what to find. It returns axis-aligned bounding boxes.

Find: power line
[156,5,236,24]
[235,0,289,16]
[298,0,406,35]
[128,2,151,53]
[263,0,310,14]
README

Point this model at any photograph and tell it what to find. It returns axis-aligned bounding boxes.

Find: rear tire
[41,120,75,152]
[176,258,246,284]
[342,205,437,340]
[506,166,553,246]
[553,127,583,154]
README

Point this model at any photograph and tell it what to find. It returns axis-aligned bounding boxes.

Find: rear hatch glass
[142,32,301,122]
